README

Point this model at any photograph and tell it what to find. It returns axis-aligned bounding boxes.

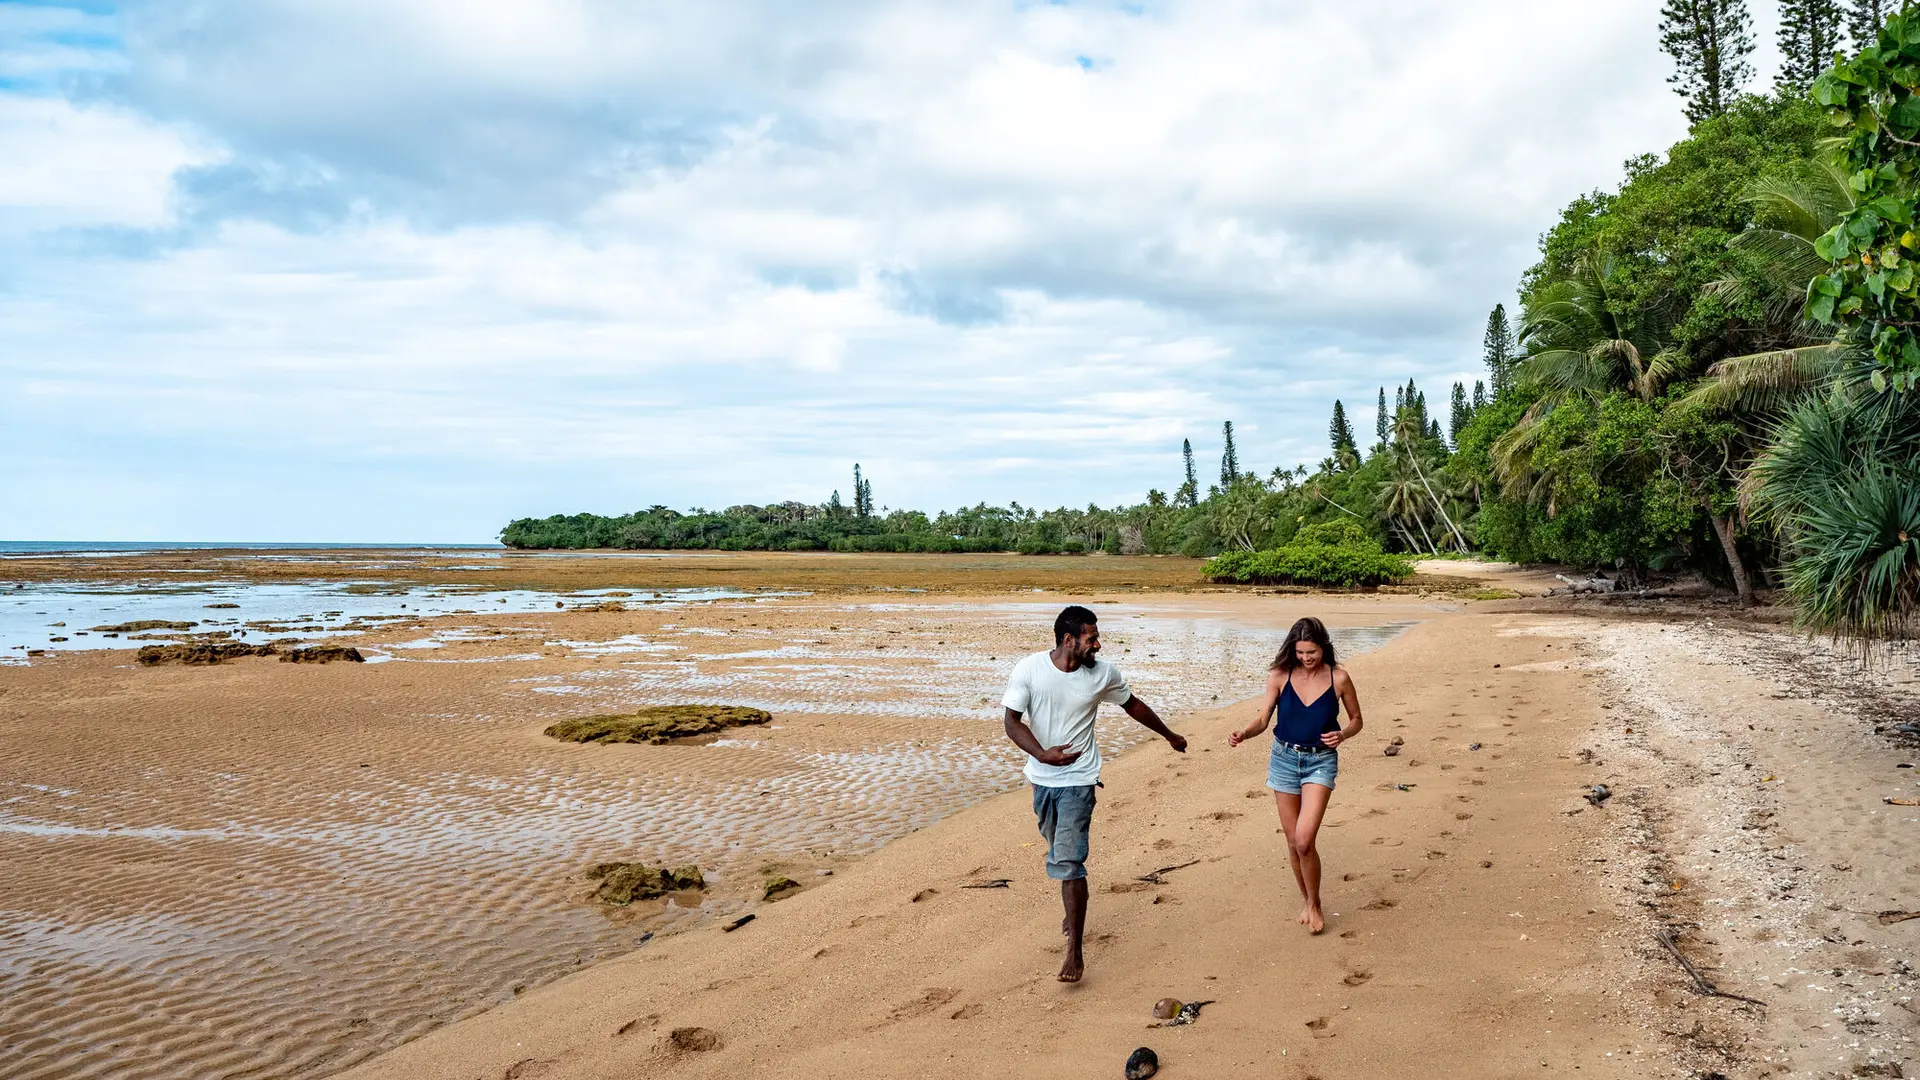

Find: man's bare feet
[1058,953,1084,982]
[1305,906,1325,934]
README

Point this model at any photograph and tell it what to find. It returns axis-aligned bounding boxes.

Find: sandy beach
[3,553,1916,1079]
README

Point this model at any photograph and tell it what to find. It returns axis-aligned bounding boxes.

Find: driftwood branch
[1657,931,1767,1008]
[1135,860,1203,885]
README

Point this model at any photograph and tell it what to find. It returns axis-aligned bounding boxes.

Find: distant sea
[0,541,504,556]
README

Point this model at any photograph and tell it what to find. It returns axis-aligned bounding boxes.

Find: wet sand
[0,575,1422,1080]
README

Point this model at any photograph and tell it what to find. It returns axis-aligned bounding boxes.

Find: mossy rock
[763,876,802,901]
[545,705,772,745]
[92,620,197,633]
[136,642,277,666]
[280,645,365,664]
[587,862,706,905]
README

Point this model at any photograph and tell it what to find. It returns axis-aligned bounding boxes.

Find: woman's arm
[1228,671,1283,746]
[1322,667,1364,748]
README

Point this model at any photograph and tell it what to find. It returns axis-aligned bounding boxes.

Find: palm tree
[1514,256,1678,406]
[1378,458,1436,554]
[1493,257,1679,498]
[1689,161,1862,415]
[1391,408,1467,550]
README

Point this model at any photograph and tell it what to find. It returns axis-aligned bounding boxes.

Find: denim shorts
[1267,742,1338,794]
[1032,783,1096,881]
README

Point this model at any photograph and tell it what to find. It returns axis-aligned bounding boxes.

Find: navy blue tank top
[1273,668,1341,749]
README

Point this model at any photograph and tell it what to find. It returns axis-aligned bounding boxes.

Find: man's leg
[1040,785,1095,983]
[1060,877,1088,982]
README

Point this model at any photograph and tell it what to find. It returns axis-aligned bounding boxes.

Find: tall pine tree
[1375,388,1389,445]
[1179,439,1198,507]
[852,464,868,518]
[1328,401,1356,457]
[1848,0,1893,46]
[1472,380,1488,412]
[1219,421,1241,486]
[1484,304,1515,395]
[1660,0,1756,124]
[1777,0,1844,94]
[1449,382,1470,447]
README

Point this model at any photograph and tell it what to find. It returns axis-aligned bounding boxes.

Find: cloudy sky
[1,1,1797,541]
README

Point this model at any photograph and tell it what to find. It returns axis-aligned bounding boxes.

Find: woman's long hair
[1270,617,1336,672]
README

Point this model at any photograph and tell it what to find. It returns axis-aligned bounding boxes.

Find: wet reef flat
[0,567,1419,1080]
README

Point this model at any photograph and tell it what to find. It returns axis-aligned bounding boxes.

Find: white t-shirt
[1002,650,1133,788]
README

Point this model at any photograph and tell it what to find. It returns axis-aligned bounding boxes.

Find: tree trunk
[1406,447,1469,551]
[1708,511,1754,606]
[1411,514,1439,555]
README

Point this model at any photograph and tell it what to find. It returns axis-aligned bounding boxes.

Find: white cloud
[0,0,1776,540]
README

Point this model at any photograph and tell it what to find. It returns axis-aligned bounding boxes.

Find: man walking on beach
[1002,605,1185,982]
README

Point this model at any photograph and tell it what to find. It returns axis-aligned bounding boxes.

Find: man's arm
[1121,696,1187,753]
[1004,707,1082,766]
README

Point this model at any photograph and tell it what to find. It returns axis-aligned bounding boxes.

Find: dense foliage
[1811,6,1920,390]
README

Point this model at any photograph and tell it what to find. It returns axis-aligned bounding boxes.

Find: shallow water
[0,581,784,659]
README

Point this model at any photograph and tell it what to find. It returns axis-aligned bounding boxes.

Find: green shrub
[1203,532,1414,588]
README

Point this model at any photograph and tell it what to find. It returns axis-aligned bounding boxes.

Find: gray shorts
[1032,783,1096,881]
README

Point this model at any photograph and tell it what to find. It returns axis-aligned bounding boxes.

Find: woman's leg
[1292,783,1334,933]
[1272,791,1309,920]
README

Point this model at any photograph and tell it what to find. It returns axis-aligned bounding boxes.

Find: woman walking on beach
[1229,617,1363,934]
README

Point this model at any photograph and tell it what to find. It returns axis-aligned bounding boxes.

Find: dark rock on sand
[763,876,802,901]
[544,705,773,745]
[92,620,197,633]
[1125,1047,1159,1079]
[280,645,364,664]
[668,1027,721,1052]
[586,863,705,906]
[136,642,277,666]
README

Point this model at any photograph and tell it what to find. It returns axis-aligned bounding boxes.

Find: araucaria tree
[1328,401,1357,460]
[1660,0,1756,123]
[852,464,871,519]
[1179,439,1199,507]
[1847,0,1894,46]
[1484,305,1515,395]
[1449,382,1471,446]
[1219,421,1241,486]
[1777,0,1845,93]
[1375,388,1390,444]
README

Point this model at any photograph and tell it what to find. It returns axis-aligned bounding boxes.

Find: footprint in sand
[1305,1016,1334,1038]
[950,1003,984,1020]
[1205,811,1240,821]
[613,1014,659,1037]
[503,1058,557,1078]
[1361,898,1395,911]
[1342,969,1373,987]
[1153,838,1175,850]
[888,988,960,1021]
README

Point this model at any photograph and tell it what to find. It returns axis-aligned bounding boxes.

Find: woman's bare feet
[1304,906,1325,934]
